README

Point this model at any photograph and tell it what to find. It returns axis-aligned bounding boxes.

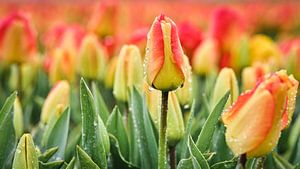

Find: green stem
[169,146,176,169]
[158,91,169,169]
[254,156,265,169]
[16,64,23,101]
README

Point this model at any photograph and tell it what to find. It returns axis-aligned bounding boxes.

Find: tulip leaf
[129,87,158,169]
[295,163,300,169]
[65,124,81,162]
[180,100,196,159]
[92,83,110,123]
[65,157,75,169]
[109,134,139,169]
[272,152,294,169]
[38,147,59,163]
[287,114,300,159]
[12,134,39,169]
[76,146,100,169]
[290,137,300,164]
[211,157,237,169]
[196,91,230,152]
[177,157,194,169]
[0,92,17,168]
[188,136,209,169]
[38,160,64,169]
[106,106,129,159]
[44,108,70,160]
[80,78,108,169]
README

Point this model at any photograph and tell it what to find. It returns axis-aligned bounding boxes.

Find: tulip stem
[169,146,176,169]
[238,154,247,169]
[17,64,23,101]
[158,91,169,169]
[254,156,265,169]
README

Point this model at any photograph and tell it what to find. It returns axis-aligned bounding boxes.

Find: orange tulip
[144,14,185,92]
[0,12,36,64]
[242,63,270,91]
[222,70,298,157]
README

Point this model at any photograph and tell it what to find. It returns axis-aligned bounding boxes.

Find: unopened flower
[144,14,185,91]
[242,63,270,91]
[113,45,143,102]
[222,70,298,157]
[41,81,70,123]
[0,12,36,64]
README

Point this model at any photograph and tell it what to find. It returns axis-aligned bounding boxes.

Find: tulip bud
[212,68,239,108]
[242,63,270,91]
[249,34,281,67]
[104,56,118,88]
[78,34,107,80]
[222,70,298,157]
[175,55,193,107]
[48,47,76,84]
[13,97,23,138]
[0,12,36,64]
[144,14,185,91]
[144,82,185,146]
[113,45,143,102]
[12,134,38,169]
[192,38,218,75]
[41,81,70,123]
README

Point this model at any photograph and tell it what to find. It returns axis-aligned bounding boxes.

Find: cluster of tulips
[0,2,300,169]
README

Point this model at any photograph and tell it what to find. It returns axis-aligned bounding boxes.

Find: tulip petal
[224,90,275,155]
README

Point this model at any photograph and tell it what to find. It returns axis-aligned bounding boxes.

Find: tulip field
[1,1,300,169]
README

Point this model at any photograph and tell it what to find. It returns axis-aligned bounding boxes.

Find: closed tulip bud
[104,56,118,88]
[12,134,38,169]
[192,38,218,75]
[175,55,193,107]
[13,97,23,138]
[78,34,107,80]
[242,63,270,91]
[212,68,239,108]
[0,12,36,64]
[145,14,185,91]
[144,83,185,146]
[113,45,143,102]
[249,35,281,67]
[48,47,76,84]
[222,70,298,157]
[41,81,70,123]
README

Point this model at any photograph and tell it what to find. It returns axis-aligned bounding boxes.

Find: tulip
[192,38,218,75]
[77,34,108,80]
[47,47,76,84]
[0,12,36,64]
[144,82,185,146]
[113,45,143,102]
[175,55,193,108]
[212,68,239,108]
[13,97,23,138]
[242,63,270,91]
[144,14,185,92]
[222,70,298,157]
[104,56,118,88]
[249,34,281,67]
[41,80,70,123]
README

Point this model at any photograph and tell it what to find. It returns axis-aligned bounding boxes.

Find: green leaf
[39,160,64,169]
[92,83,110,123]
[177,158,194,169]
[76,146,100,169]
[196,91,230,152]
[38,147,59,163]
[211,157,237,169]
[272,152,294,169]
[286,114,300,159]
[180,100,195,159]
[106,106,129,159]
[290,137,300,164]
[129,87,157,169]
[0,92,17,168]
[295,163,300,169]
[44,108,70,160]
[109,134,139,169]
[65,157,75,169]
[80,78,108,169]
[188,136,209,169]
[12,134,39,169]
[65,124,81,162]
